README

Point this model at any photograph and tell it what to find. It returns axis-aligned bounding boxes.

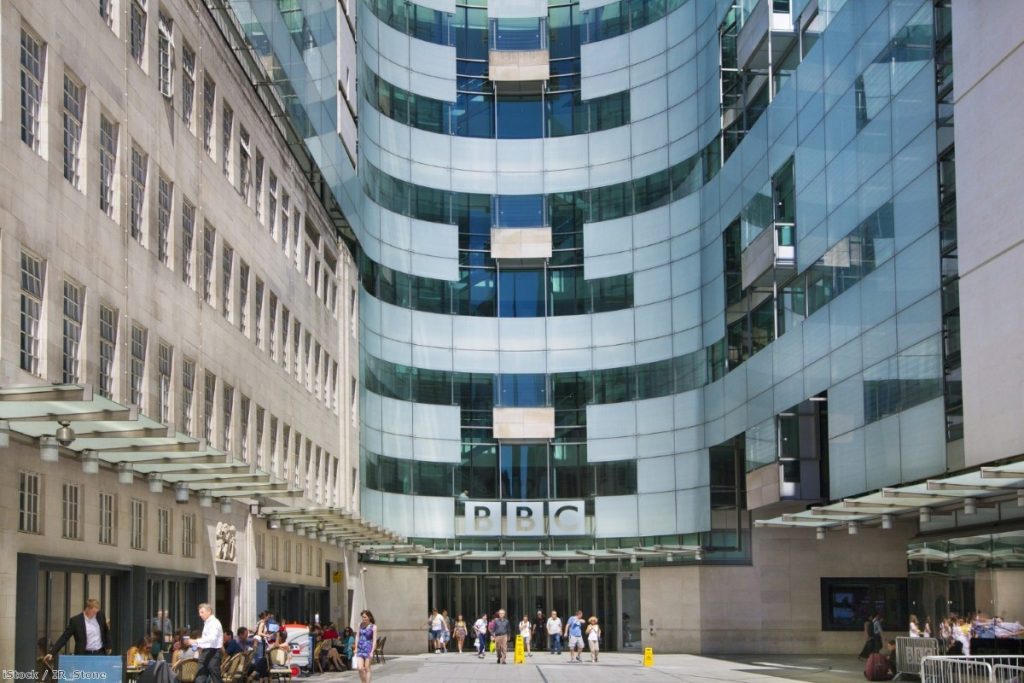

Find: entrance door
[619,574,641,650]
[575,576,613,647]
[215,578,233,631]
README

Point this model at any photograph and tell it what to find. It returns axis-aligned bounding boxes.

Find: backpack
[863,653,892,681]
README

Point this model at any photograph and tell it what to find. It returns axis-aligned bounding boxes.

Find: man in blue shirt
[564,610,584,663]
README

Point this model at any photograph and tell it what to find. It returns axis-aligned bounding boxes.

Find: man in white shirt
[546,611,563,655]
[194,603,224,683]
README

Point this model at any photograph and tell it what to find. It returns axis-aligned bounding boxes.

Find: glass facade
[227,0,953,556]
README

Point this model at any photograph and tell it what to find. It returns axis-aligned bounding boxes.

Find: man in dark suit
[45,598,112,659]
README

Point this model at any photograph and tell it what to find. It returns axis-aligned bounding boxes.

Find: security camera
[55,420,76,447]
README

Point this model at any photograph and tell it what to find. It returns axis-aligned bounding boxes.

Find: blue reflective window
[496,96,543,139]
[455,268,496,316]
[490,17,545,51]
[498,269,545,317]
[497,373,548,407]
[500,444,548,499]
[494,194,545,227]
[452,93,494,137]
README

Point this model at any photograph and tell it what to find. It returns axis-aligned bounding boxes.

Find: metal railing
[894,637,941,680]
[921,655,1024,683]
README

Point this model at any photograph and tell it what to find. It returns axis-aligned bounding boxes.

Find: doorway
[215,578,233,631]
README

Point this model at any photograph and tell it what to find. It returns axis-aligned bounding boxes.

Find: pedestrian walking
[473,613,489,658]
[193,603,224,683]
[585,617,601,662]
[453,615,468,653]
[353,610,377,683]
[546,611,562,654]
[518,615,532,657]
[564,610,584,662]
[428,609,444,653]
[490,610,511,664]
[440,609,451,653]
[532,610,546,651]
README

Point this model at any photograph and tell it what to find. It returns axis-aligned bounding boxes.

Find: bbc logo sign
[459,500,586,537]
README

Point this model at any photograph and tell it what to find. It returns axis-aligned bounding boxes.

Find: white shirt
[547,617,562,635]
[473,618,487,635]
[196,614,224,650]
[519,621,531,638]
[84,614,103,651]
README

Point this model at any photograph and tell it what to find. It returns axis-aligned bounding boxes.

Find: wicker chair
[268,647,291,683]
[177,659,200,683]
[373,636,387,665]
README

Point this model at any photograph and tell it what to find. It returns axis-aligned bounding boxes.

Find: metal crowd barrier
[920,654,1024,683]
[895,637,941,680]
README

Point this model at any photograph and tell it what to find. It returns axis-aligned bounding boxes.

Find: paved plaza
[314,652,867,682]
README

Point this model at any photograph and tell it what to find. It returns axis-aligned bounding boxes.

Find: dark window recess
[820,578,908,632]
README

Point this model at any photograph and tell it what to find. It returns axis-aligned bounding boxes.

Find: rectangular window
[181,199,195,286]
[271,536,279,570]
[157,507,171,554]
[221,102,233,178]
[254,406,265,469]
[254,279,264,347]
[203,371,215,442]
[63,74,85,187]
[20,252,44,376]
[157,175,172,264]
[130,324,147,409]
[239,126,251,201]
[99,305,118,398]
[157,342,172,423]
[62,483,81,540]
[238,261,249,334]
[180,357,195,436]
[820,578,908,631]
[98,492,115,545]
[19,471,41,534]
[182,42,195,129]
[222,383,233,451]
[293,320,302,382]
[100,0,115,28]
[129,144,148,243]
[255,533,265,569]
[20,28,45,152]
[202,223,215,305]
[280,192,290,252]
[130,0,147,66]
[317,548,323,577]
[221,243,233,320]
[295,543,302,575]
[202,75,215,157]
[268,172,278,237]
[182,512,195,557]
[268,293,278,360]
[130,498,146,550]
[254,152,264,222]
[157,13,173,97]
[269,417,279,476]
[100,116,118,217]
[239,395,250,461]
[283,539,291,572]
[281,308,291,372]
[62,280,84,383]
[307,545,313,576]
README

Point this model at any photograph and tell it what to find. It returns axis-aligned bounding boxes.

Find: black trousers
[196,648,223,683]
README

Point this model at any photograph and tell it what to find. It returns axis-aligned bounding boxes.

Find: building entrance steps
[312,652,867,682]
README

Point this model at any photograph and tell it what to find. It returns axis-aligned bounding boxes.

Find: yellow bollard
[643,647,654,667]
[514,635,525,664]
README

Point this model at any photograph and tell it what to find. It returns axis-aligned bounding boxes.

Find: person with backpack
[473,613,489,659]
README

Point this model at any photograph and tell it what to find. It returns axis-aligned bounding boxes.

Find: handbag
[473,637,479,648]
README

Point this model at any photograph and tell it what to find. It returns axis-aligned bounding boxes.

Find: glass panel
[500,444,548,499]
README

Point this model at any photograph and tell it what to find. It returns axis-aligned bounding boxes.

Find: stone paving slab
[310,651,868,682]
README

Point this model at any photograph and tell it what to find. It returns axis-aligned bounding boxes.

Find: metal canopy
[0,383,398,547]
[354,543,703,562]
[754,457,1024,535]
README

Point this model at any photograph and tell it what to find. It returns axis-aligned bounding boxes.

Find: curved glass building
[231,0,994,656]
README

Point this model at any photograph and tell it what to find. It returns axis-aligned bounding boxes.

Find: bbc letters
[460,500,585,536]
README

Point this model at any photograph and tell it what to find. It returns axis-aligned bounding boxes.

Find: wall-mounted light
[318,532,328,543]
[55,420,75,447]
[499,555,507,566]
[815,527,826,541]
[297,526,307,537]
[416,556,424,565]
[174,482,190,504]
[630,555,637,563]
[848,521,859,535]
[199,490,213,508]
[284,522,295,533]
[267,516,281,530]
[963,497,976,515]
[881,514,893,530]
[544,558,551,566]
[665,554,673,563]
[220,500,232,514]
[148,473,164,494]
[117,462,134,485]
[40,436,59,463]
[588,556,596,565]
[250,503,262,516]
[695,548,704,561]
[81,450,100,475]
[455,558,462,566]
[919,507,931,524]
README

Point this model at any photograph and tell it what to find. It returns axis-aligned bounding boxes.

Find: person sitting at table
[267,632,291,665]
[126,636,153,668]
[172,632,201,673]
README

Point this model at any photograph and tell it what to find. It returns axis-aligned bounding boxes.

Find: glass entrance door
[619,573,641,650]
